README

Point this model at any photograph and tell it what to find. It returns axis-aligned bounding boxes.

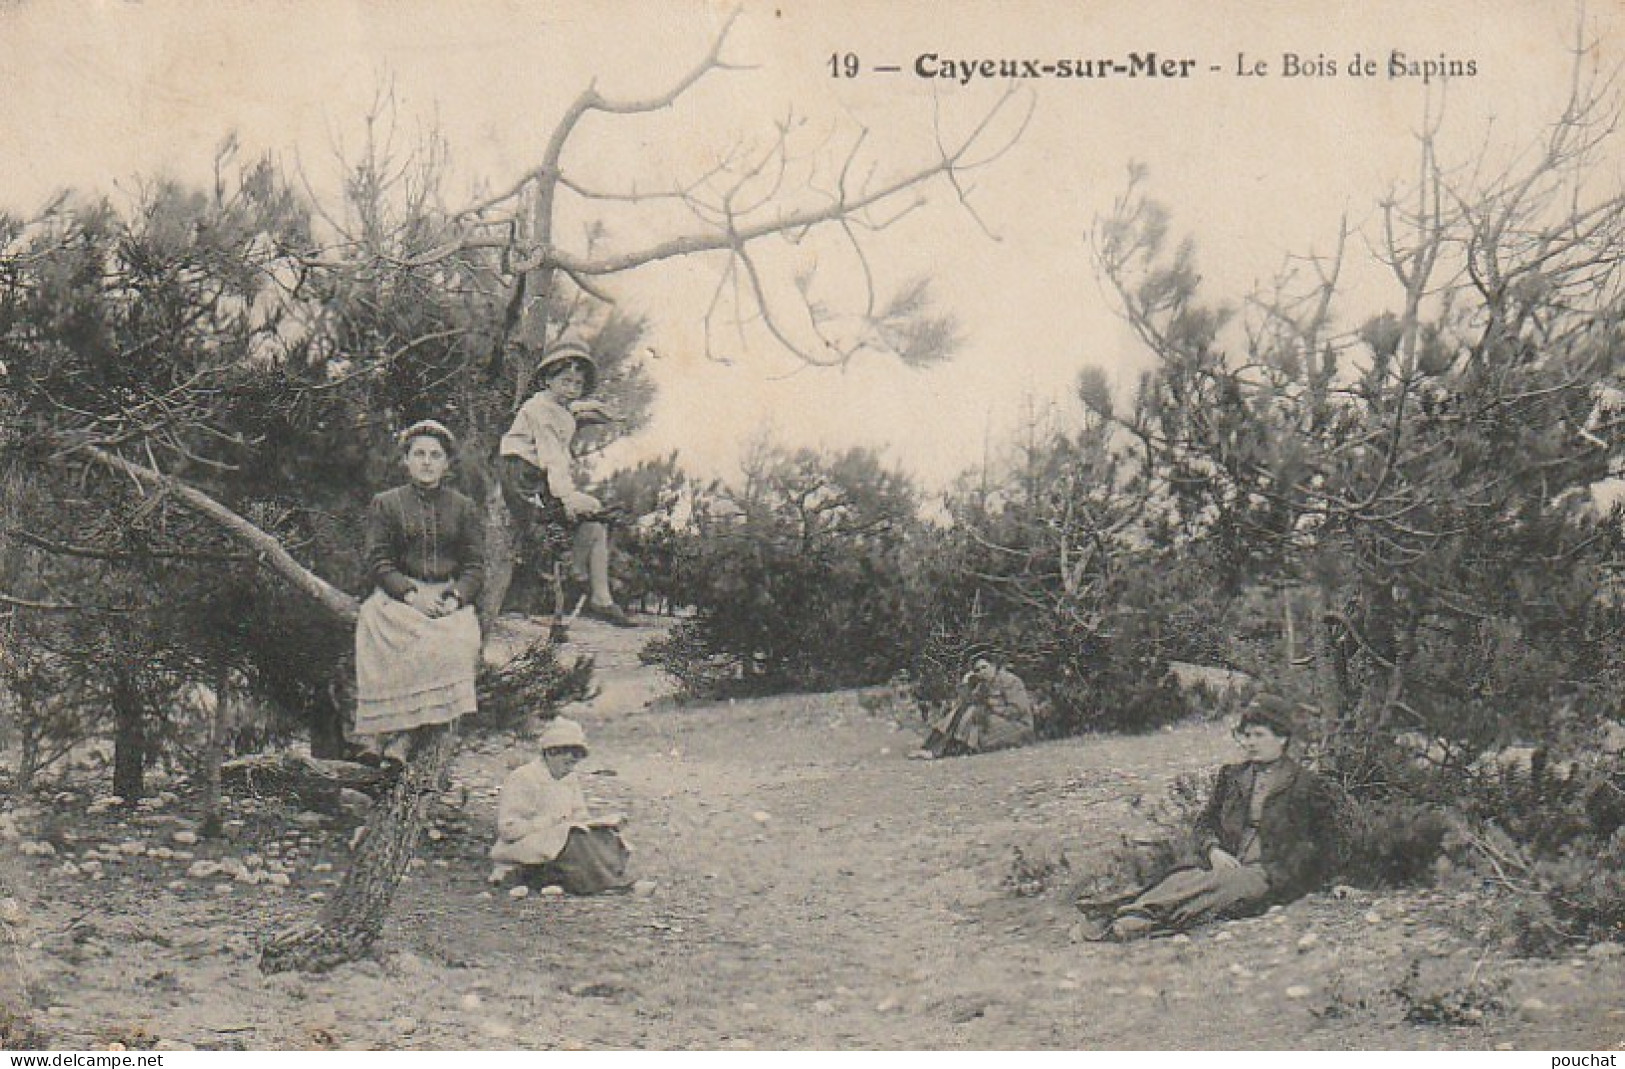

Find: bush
[645,445,926,699]
[1002,843,1072,898]
[474,638,595,733]
[1338,796,1451,889]
[1518,830,1625,952]
[1330,739,1625,953]
[639,623,736,700]
[909,615,1193,742]
[1452,754,1625,952]
[1461,748,1621,853]
[1389,957,1508,1027]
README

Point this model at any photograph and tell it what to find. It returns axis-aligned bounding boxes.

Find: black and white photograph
[2,0,1624,1053]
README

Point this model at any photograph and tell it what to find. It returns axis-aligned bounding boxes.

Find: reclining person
[1084,695,1341,940]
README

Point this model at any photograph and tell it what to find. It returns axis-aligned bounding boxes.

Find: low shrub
[1382,745,1625,953]
[1002,844,1072,898]
[1338,796,1452,889]
[639,623,736,700]
[1389,956,1507,1027]
[473,639,595,733]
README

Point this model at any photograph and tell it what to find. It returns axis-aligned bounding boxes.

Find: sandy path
[4,616,1623,1050]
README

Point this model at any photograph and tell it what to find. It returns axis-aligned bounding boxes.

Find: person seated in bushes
[911,647,1038,759]
[489,717,633,895]
[1082,695,1341,940]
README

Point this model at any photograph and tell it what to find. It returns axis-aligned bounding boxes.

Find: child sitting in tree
[498,339,635,627]
[489,717,633,895]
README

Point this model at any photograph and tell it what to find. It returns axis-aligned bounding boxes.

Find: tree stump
[259,724,459,974]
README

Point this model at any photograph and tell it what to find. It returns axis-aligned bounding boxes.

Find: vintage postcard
[2,0,1623,1054]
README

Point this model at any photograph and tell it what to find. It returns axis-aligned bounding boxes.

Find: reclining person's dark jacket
[1192,757,1340,903]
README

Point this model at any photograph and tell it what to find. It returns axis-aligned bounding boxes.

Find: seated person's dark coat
[1192,756,1339,904]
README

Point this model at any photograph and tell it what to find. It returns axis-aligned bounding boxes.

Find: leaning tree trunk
[259,723,460,974]
[78,445,474,975]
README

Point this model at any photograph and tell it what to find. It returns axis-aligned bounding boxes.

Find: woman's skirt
[354,584,480,737]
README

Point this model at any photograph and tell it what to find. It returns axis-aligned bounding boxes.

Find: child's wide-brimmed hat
[534,340,598,395]
[396,418,457,454]
[536,716,588,753]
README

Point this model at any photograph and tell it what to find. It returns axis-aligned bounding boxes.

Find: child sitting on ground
[489,717,633,894]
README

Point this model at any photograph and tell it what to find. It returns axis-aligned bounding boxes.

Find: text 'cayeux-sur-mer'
[913,52,1198,84]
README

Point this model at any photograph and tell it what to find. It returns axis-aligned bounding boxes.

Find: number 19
[829,52,859,78]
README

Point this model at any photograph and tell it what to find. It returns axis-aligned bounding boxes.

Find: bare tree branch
[0,590,130,614]
[74,444,359,622]
[1,527,252,565]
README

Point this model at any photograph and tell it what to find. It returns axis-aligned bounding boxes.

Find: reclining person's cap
[961,642,999,669]
[1239,693,1297,737]
[535,340,598,394]
[537,716,588,752]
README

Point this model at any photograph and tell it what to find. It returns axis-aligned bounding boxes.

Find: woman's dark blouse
[364,484,486,605]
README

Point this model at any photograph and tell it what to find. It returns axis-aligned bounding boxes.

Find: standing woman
[353,420,486,740]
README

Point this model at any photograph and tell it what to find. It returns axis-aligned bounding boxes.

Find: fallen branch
[75,444,359,622]
[221,753,400,812]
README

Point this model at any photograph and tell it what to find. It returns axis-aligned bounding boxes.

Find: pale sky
[3,0,1619,488]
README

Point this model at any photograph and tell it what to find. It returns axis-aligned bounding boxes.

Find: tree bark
[478,481,517,629]
[306,682,350,761]
[15,724,38,795]
[1310,583,1351,727]
[199,677,228,837]
[110,670,145,802]
[1282,593,1297,668]
[258,723,459,974]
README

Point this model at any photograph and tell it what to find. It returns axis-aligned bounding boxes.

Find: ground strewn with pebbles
[2,618,1623,1050]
